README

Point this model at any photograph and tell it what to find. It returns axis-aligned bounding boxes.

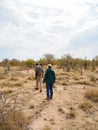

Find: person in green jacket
[43,64,56,100]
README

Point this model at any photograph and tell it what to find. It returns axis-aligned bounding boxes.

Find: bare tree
[44,53,56,64]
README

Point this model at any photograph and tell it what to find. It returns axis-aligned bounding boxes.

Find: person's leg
[35,77,39,89]
[46,82,50,99]
[36,76,41,90]
[50,83,53,99]
[39,77,42,92]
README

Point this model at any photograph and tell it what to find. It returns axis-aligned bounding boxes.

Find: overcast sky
[0,0,98,61]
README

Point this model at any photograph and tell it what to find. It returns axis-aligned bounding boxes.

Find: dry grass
[73,75,79,80]
[77,80,92,85]
[9,77,19,81]
[0,92,31,130]
[3,89,13,94]
[2,81,11,86]
[0,110,29,130]
[0,75,6,80]
[27,75,34,80]
[79,101,92,111]
[90,75,96,82]
[14,82,23,87]
[11,79,25,87]
[42,126,51,130]
[2,81,23,87]
[60,72,67,75]
[61,81,68,86]
[85,88,98,102]
[66,107,76,119]
[58,107,65,114]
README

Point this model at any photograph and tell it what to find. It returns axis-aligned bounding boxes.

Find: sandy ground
[25,82,98,130]
[0,67,98,130]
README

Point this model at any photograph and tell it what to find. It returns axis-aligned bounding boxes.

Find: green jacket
[43,68,56,84]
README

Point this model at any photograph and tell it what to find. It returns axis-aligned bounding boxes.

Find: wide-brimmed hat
[48,64,52,67]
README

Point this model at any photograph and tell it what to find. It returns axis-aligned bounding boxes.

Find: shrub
[0,110,29,130]
[85,88,98,102]
[90,75,96,82]
[0,93,30,130]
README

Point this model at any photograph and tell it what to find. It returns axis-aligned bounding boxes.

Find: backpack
[35,65,43,76]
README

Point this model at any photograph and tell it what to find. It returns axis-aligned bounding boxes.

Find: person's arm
[43,70,47,83]
[35,72,37,79]
[53,71,56,83]
[42,68,44,78]
[34,67,37,79]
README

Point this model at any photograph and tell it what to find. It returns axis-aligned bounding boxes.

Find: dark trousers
[46,82,53,98]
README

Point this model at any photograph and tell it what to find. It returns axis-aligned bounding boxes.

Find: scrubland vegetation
[0,54,98,130]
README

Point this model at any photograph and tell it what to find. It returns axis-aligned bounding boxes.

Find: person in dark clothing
[43,64,56,100]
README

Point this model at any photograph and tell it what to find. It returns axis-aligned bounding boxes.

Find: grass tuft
[85,88,98,102]
[42,126,51,130]
[79,101,92,111]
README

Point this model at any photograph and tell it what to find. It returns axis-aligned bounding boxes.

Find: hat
[48,64,52,68]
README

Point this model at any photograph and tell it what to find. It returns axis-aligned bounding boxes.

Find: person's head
[36,62,39,66]
[48,64,52,68]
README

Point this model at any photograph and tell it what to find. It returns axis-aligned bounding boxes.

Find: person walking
[43,64,56,100]
[35,63,43,92]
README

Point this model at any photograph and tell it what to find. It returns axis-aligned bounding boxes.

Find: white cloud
[0,0,98,60]
[65,46,97,59]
